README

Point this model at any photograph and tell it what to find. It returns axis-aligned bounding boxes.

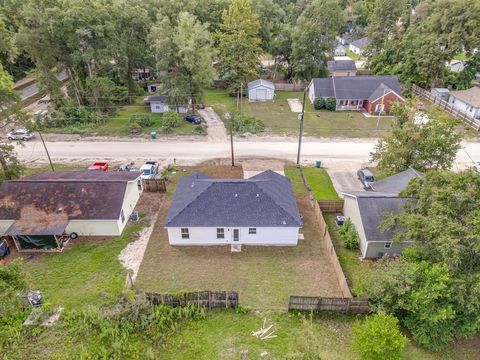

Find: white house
[0,171,143,251]
[349,37,370,56]
[448,86,480,119]
[247,79,275,102]
[164,170,302,246]
[144,94,187,114]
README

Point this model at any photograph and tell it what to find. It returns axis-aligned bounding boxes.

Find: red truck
[88,162,109,171]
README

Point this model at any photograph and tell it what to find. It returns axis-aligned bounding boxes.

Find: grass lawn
[302,167,340,200]
[161,310,451,360]
[23,163,83,176]
[345,48,363,61]
[23,223,145,309]
[135,165,343,309]
[204,89,394,138]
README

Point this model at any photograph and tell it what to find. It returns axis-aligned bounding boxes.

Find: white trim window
[121,209,126,223]
[181,228,189,239]
[217,228,225,239]
[384,241,392,249]
[248,228,257,234]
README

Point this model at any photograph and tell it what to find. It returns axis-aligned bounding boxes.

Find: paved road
[14,137,480,193]
[18,71,68,101]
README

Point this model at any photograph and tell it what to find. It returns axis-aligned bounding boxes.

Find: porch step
[231,244,242,253]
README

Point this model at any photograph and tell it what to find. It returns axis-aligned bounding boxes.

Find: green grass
[345,48,362,61]
[302,167,340,200]
[23,163,83,176]
[24,223,144,309]
[204,89,394,138]
[284,166,308,196]
[453,53,469,61]
[93,96,195,136]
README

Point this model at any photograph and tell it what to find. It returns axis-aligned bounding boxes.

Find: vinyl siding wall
[364,241,413,259]
[167,226,299,246]
[448,96,480,119]
[248,86,275,101]
[342,196,368,257]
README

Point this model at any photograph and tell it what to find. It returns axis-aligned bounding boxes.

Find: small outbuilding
[247,79,275,102]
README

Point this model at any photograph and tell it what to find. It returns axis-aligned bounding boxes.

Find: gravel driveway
[198,107,228,143]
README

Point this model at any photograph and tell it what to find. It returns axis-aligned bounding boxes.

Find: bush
[232,112,265,134]
[353,313,408,360]
[162,111,183,128]
[45,103,106,128]
[313,97,325,110]
[128,122,142,134]
[338,219,360,250]
[325,97,337,111]
[129,114,152,128]
[193,124,207,135]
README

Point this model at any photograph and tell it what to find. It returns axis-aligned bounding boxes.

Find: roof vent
[191,182,195,188]
[235,193,238,197]
[256,194,260,197]
[282,220,286,225]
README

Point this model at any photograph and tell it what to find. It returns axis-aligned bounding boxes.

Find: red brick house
[308,76,404,114]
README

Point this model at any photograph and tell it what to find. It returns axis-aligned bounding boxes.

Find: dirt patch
[198,107,228,143]
[287,98,302,113]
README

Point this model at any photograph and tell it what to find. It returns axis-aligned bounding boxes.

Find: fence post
[346,298,351,314]
[208,291,212,310]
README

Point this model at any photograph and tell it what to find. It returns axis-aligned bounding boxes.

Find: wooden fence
[142,179,166,192]
[411,84,480,131]
[146,291,239,309]
[273,82,308,91]
[317,200,344,213]
[288,296,369,314]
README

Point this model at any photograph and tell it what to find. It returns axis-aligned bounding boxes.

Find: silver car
[6,129,34,141]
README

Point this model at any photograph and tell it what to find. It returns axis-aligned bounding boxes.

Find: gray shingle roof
[147,94,168,102]
[370,168,423,194]
[357,196,409,242]
[164,170,302,227]
[368,83,393,102]
[247,79,275,90]
[327,60,356,72]
[311,76,403,100]
[350,37,370,50]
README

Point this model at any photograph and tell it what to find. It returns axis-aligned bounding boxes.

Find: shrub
[193,124,207,135]
[129,114,152,128]
[353,313,408,360]
[162,111,183,128]
[128,122,142,134]
[45,103,106,128]
[232,112,265,134]
[313,97,325,110]
[325,97,337,111]
[339,219,360,250]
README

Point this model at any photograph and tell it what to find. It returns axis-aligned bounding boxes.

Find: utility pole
[227,112,235,167]
[376,89,387,129]
[38,130,55,171]
[240,83,243,114]
[296,85,308,165]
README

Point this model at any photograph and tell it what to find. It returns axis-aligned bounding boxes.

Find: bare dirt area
[197,107,228,143]
[119,192,165,281]
[135,165,343,309]
[242,159,287,178]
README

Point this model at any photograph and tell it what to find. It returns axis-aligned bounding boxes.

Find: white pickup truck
[140,161,159,179]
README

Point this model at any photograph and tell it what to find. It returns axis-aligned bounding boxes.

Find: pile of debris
[251,319,277,340]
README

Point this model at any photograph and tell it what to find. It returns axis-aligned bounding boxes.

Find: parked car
[357,168,375,189]
[88,162,109,171]
[184,114,202,125]
[140,161,159,179]
[6,129,34,141]
[118,163,137,172]
[335,216,346,226]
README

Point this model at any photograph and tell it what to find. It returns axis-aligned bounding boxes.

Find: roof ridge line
[252,181,299,225]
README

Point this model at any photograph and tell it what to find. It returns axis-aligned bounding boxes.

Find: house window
[181,228,189,239]
[216,228,225,239]
[347,71,351,76]
[155,105,161,110]
[121,209,125,223]
[248,228,257,234]
[384,241,392,249]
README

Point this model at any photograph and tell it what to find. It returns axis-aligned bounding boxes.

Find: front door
[233,229,240,242]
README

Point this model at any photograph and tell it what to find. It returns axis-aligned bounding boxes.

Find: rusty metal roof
[0,180,128,221]
[5,219,68,236]
[26,171,142,182]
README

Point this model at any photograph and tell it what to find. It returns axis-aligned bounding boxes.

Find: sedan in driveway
[357,168,375,189]
[184,114,202,125]
[6,129,34,141]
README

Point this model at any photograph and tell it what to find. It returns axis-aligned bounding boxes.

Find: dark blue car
[184,114,202,125]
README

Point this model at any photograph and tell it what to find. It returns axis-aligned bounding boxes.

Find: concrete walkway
[198,107,228,143]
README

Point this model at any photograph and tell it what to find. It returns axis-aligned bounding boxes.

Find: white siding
[342,196,368,257]
[248,86,275,102]
[66,220,121,236]
[167,226,299,246]
[150,101,169,114]
[118,180,142,234]
[349,44,361,55]
[448,96,480,119]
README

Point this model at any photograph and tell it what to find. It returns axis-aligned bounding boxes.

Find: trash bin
[150,131,157,139]
[315,160,322,168]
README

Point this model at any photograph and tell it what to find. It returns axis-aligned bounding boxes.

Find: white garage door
[256,88,267,100]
